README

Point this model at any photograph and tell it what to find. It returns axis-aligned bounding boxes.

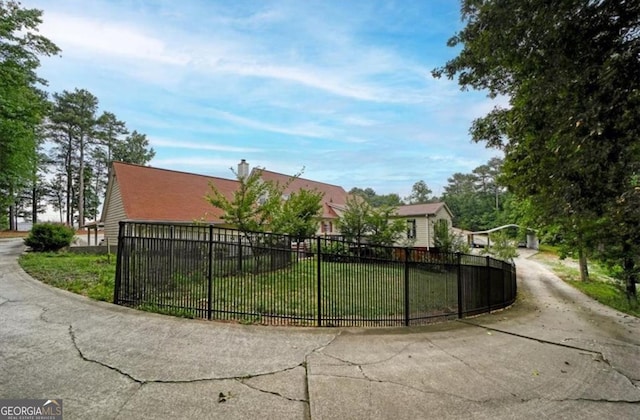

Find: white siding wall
[103,181,126,245]
[414,217,429,248]
[399,208,454,249]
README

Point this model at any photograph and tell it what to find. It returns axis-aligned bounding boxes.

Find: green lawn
[20,252,459,324]
[19,252,115,301]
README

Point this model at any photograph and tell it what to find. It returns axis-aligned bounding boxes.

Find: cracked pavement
[1,239,639,419]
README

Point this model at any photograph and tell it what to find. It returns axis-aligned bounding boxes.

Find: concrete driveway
[1,239,638,419]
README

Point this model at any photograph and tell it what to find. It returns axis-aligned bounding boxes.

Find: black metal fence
[114,221,517,327]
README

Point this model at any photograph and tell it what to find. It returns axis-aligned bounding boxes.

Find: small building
[394,202,454,249]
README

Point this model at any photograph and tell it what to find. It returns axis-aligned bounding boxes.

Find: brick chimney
[237,159,249,179]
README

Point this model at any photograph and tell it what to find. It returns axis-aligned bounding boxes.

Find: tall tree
[434,0,640,293]
[95,111,127,163]
[442,172,489,230]
[48,89,98,226]
[349,187,402,207]
[112,130,155,165]
[406,180,433,204]
[92,111,127,219]
[0,1,59,229]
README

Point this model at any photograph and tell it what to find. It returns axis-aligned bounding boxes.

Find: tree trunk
[78,136,85,228]
[31,186,38,224]
[8,186,16,230]
[8,205,16,231]
[622,243,637,300]
[65,147,72,226]
[578,247,589,282]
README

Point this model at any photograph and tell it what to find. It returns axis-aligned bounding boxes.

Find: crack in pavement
[310,371,484,404]
[317,335,425,367]
[68,324,339,412]
[312,335,523,402]
[303,362,311,420]
[460,320,604,355]
[237,377,308,403]
[460,320,640,394]
[69,326,142,384]
[69,325,307,384]
[423,336,520,399]
[309,338,501,405]
[0,296,22,307]
[523,396,640,404]
[112,383,145,420]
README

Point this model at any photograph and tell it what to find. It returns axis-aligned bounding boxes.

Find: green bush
[24,223,75,252]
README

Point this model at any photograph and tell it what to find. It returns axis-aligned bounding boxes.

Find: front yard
[19,252,458,324]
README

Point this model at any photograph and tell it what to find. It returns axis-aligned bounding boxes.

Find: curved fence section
[114,221,517,327]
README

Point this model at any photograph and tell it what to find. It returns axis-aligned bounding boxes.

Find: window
[322,222,332,233]
[406,219,416,239]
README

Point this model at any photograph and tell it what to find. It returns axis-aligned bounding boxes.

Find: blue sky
[27,0,503,199]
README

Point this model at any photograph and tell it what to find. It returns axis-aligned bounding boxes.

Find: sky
[26,0,504,200]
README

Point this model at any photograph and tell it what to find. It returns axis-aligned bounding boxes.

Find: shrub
[24,223,75,252]
[481,232,518,261]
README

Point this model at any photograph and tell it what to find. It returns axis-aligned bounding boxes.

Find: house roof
[256,169,349,219]
[105,162,239,223]
[394,202,452,218]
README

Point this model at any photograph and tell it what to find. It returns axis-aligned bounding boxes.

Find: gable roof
[102,162,239,223]
[256,169,349,219]
[394,202,453,218]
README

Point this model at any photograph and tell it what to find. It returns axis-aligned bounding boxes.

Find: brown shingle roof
[257,169,349,219]
[394,202,450,217]
[112,162,239,223]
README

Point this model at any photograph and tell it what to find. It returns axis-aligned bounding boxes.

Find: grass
[18,251,461,324]
[118,256,459,324]
[532,250,640,318]
[19,252,115,301]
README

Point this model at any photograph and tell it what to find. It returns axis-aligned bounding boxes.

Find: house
[256,168,349,236]
[100,162,239,244]
[100,160,350,243]
[394,202,454,249]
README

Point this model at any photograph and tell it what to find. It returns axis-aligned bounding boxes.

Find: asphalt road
[1,239,638,419]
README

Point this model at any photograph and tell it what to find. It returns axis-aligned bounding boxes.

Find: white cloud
[40,13,190,65]
[38,10,436,104]
[150,138,263,153]
[207,109,338,139]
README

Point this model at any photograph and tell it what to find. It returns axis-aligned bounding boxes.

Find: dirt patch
[531,251,580,270]
[0,231,29,239]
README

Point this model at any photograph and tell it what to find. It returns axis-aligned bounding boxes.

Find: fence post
[457,252,463,319]
[486,256,492,313]
[237,234,243,272]
[404,248,410,326]
[502,260,507,307]
[169,224,175,279]
[207,224,213,320]
[114,221,125,304]
[317,236,322,327]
